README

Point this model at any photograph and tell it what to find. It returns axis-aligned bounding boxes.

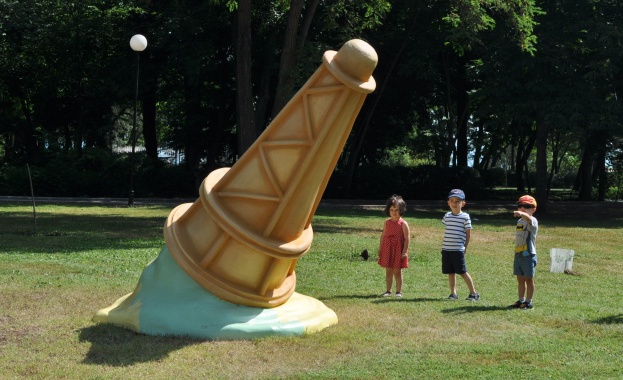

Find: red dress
[378,218,408,269]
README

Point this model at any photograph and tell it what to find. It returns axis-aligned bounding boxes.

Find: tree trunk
[271,0,306,117]
[455,62,469,167]
[140,50,159,161]
[182,81,203,175]
[515,123,536,193]
[576,135,595,201]
[298,0,320,50]
[577,147,594,200]
[546,132,559,201]
[254,0,319,131]
[535,121,548,213]
[343,12,419,196]
[235,0,256,156]
[547,131,571,200]
[254,50,276,132]
[473,123,484,170]
[595,143,607,201]
[18,96,39,162]
[63,125,72,153]
[142,90,158,160]
[442,52,455,168]
[576,131,608,201]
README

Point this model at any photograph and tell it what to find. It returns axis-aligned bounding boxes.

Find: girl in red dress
[378,194,411,298]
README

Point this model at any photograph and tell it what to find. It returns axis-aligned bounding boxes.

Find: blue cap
[448,189,465,200]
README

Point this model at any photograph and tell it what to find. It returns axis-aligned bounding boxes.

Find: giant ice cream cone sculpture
[93,39,377,339]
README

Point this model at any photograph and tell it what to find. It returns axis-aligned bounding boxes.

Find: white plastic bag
[549,248,574,273]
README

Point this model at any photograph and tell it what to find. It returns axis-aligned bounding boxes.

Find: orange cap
[516,195,537,210]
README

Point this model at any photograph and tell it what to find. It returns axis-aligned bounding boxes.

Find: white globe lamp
[130,34,147,52]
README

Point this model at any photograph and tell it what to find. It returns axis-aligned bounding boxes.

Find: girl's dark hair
[384,194,407,217]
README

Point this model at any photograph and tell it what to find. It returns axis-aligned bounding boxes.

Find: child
[378,194,410,298]
[442,189,479,301]
[509,195,538,310]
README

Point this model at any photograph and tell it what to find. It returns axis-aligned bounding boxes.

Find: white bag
[549,248,574,273]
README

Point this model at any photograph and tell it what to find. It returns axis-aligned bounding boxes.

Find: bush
[481,167,507,187]
[354,163,402,199]
[136,159,196,197]
[606,186,622,201]
[551,171,576,188]
[0,149,197,198]
[2,152,488,200]
[323,164,486,200]
[0,163,31,195]
[506,170,537,188]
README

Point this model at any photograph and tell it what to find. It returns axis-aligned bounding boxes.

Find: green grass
[1,202,622,379]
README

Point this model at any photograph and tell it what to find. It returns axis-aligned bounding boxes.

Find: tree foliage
[1,0,622,203]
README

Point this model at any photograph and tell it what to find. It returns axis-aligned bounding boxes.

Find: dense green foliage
[0,149,196,197]
[1,1,622,202]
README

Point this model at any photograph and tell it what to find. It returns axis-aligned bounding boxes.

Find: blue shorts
[513,253,537,278]
[442,250,467,275]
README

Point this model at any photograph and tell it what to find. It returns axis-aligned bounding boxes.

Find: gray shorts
[513,254,537,278]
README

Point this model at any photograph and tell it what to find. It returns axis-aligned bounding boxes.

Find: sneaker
[520,301,534,310]
[381,291,392,297]
[466,293,480,301]
[395,292,403,298]
[447,293,459,300]
[508,300,522,308]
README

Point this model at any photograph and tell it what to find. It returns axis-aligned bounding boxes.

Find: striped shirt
[442,212,472,252]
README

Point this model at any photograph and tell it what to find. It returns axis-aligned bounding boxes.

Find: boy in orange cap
[509,195,538,310]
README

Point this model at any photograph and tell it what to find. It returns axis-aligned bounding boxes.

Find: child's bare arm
[378,225,386,255]
[465,228,471,253]
[402,221,410,256]
[513,211,533,223]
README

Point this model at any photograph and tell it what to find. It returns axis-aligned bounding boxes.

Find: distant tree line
[1,1,622,206]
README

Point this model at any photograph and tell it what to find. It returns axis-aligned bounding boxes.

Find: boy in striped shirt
[442,189,480,301]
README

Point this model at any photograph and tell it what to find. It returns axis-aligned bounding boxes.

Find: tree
[3,0,623,202]
[270,0,320,118]
[0,0,137,162]
[227,0,391,155]
[339,0,542,196]
[235,0,256,156]
[528,0,623,201]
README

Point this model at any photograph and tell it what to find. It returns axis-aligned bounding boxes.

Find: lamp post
[128,34,147,207]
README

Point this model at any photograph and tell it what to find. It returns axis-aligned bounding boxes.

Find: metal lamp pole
[128,34,147,207]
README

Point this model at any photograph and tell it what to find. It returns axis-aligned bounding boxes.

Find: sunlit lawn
[1,201,622,379]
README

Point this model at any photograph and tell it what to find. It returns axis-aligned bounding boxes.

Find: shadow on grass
[372,297,443,304]
[320,294,380,301]
[441,305,509,314]
[0,212,165,254]
[320,294,443,303]
[590,314,623,325]
[79,324,201,366]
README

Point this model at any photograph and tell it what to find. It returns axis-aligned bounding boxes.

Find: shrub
[2,153,487,200]
[0,163,31,195]
[354,163,402,199]
[481,167,507,187]
[330,164,485,200]
[0,149,197,198]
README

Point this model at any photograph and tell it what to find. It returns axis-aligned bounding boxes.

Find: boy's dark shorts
[441,250,467,274]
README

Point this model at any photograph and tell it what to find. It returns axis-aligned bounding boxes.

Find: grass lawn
[1,200,622,379]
